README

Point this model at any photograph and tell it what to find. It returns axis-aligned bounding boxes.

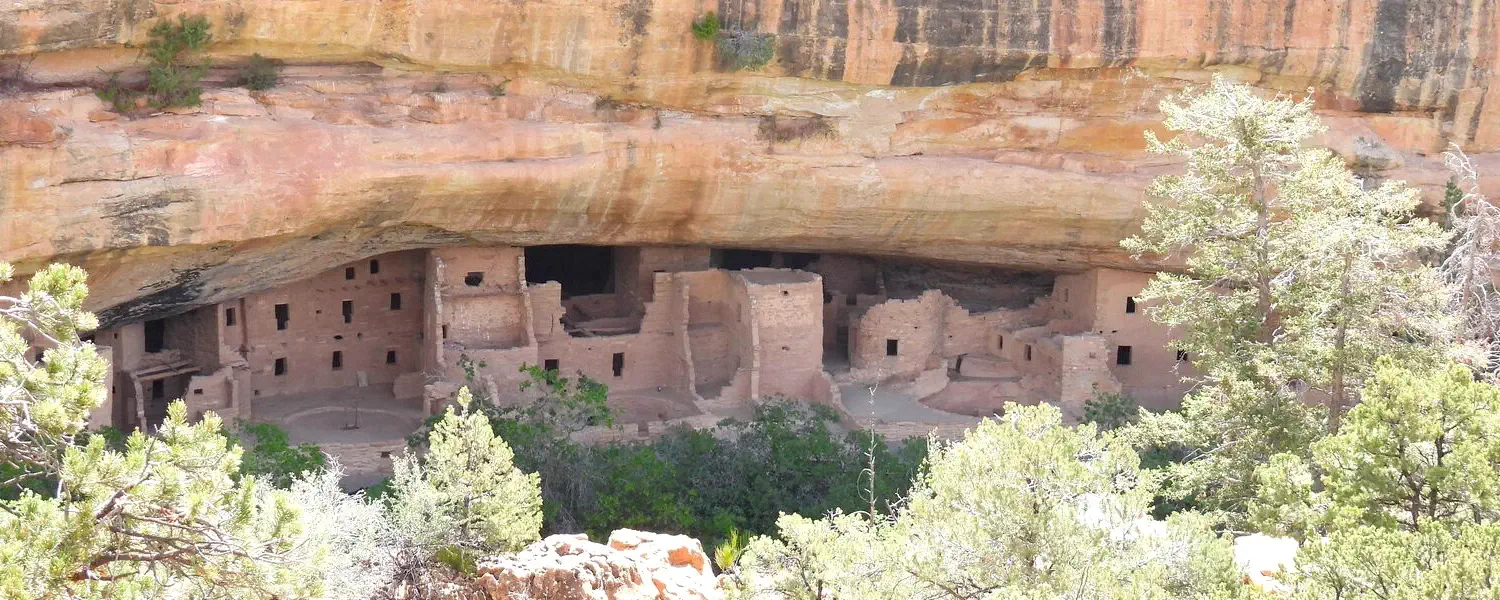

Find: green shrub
[229,420,326,488]
[1083,390,1139,431]
[713,527,747,573]
[691,12,721,41]
[143,14,213,108]
[96,73,140,113]
[236,53,280,91]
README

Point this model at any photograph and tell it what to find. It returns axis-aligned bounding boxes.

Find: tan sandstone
[0,0,1496,322]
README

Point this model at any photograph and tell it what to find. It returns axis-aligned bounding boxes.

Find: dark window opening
[1025,345,1033,361]
[345,267,356,280]
[846,294,857,306]
[275,304,290,330]
[441,324,449,339]
[390,293,402,310]
[1125,297,1137,314]
[143,319,167,353]
[823,292,833,304]
[543,359,559,372]
[385,350,397,365]
[332,351,343,370]
[997,335,1004,350]
[193,388,203,395]
[524,245,615,298]
[224,307,236,327]
[1177,350,1190,362]
[886,339,899,356]
[151,380,165,400]
[369,259,380,274]
[464,272,485,287]
[80,334,95,344]
[612,352,625,377]
[1116,346,1133,366]
[274,358,287,376]
[342,300,354,324]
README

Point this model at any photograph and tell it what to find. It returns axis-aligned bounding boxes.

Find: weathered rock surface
[471,530,719,600]
[1,0,1497,322]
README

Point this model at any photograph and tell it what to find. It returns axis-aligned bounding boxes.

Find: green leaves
[737,405,1255,600]
[388,387,542,553]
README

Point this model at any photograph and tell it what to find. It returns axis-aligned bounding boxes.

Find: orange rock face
[0,0,1496,320]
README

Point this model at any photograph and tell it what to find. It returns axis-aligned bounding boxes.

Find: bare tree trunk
[1251,160,1275,347]
[1328,254,1354,433]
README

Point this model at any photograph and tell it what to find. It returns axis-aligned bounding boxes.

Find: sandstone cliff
[1,0,1496,322]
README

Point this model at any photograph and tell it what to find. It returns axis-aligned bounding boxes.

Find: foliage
[513,364,613,434]
[95,73,140,113]
[284,463,400,600]
[235,53,281,91]
[1245,359,1500,598]
[1293,522,1500,600]
[488,78,510,98]
[736,404,1255,600]
[1251,359,1500,536]
[714,527,747,573]
[229,420,325,488]
[388,387,541,553]
[1120,75,1452,522]
[691,12,721,41]
[143,14,213,108]
[717,29,776,71]
[0,262,324,599]
[1083,390,1139,431]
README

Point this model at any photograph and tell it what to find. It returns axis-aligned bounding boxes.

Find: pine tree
[1122,77,1451,520]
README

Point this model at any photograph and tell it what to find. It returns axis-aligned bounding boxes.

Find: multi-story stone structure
[53,245,1189,479]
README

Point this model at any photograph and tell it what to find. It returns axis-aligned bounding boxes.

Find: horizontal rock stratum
[1,0,1497,323]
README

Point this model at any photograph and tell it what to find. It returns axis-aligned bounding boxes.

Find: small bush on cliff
[716,29,776,71]
[235,53,281,91]
[691,12,721,40]
[143,15,213,108]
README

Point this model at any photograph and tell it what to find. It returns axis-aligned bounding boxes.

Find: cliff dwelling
[41,243,1192,484]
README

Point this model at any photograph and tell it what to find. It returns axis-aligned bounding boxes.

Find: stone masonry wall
[240,251,425,399]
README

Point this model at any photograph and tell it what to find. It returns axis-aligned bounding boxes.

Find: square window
[1125,297,1137,314]
[345,267,356,280]
[612,352,625,377]
[1117,346,1133,366]
[224,307,236,327]
[544,359,559,372]
[386,350,398,365]
[275,304,290,330]
[274,358,287,376]
[390,293,402,310]
[886,339,899,356]
[464,272,485,287]
[369,259,380,274]
[332,351,343,370]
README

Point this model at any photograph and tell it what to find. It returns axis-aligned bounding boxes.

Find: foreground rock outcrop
[471,530,719,600]
[1,1,1497,320]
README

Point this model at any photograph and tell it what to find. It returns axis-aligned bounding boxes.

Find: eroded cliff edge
[1,0,1497,323]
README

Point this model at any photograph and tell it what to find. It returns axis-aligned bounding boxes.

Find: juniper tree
[1250,360,1500,599]
[1122,77,1451,519]
[1441,146,1500,376]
